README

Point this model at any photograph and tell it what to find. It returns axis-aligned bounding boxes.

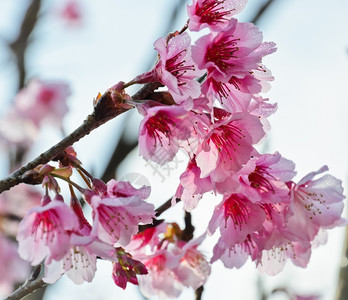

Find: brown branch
[182,211,195,242]
[6,279,46,300]
[5,265,46,300]
[251,0,276,25]
[155,197,180,217]
[0,83,162,194]
[195,286,204,300]
[9,0,42,90]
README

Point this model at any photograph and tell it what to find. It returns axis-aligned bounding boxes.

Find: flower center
[210,123,245,162]
[165,50,195,85]
[248,166,276,194]
[206,36,240,72]
[145,112,175,147]
[296,187,326,219]
[223,194,249,230]
[196,0,234,25]
[32,210,60,243]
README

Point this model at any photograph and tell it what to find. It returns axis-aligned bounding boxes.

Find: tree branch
[0,82,162,194]
[9,0,42,90]
[5,266,46,300]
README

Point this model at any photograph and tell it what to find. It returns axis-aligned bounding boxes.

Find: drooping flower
[211,234,260,269]
[174,156,213,212]
[187,0,248,32]
[195,108,265,181]
[138,253,184,299]
[43,195,115,285]
[201,65,274,114]
[91,192,155,247]
[208,193,266,247]
[236,152,296,204]
[172,235,211,290]
[138,104,193,164]
[17,197,79,265]
[130,224,210,298]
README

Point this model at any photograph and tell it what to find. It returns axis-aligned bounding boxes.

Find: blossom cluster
[0,0,346,299]
[131,0,346,294]
[13,150,155,288]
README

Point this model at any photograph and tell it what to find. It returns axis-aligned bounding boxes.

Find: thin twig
[195,286,204,300]
[155,197,180,217]
[251,0,276,25]
[182,211,195,242]
[9,0,42,90]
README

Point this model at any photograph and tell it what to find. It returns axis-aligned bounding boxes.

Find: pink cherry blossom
[106,179,151,200]
[135,32,203,103]
[211,234,259,268]
[201,71,260,113]
[173,235,211,290]
[195,108,265,181]
[138,104,193,164]
[236,152,296,204]
[43,195,115,284]
[208,193,266,247]
[43,233,116,284]
[174,156,213,212]
[283,166,346,244]
[91,193,155,247]
[138,253,184,299]
[14,78,70,127]
[192,19,276,80]
[130,224,209,298]
[187,0,248,32]
[257,240,312,275]
[17,198,79,266]
[58,0,83,26]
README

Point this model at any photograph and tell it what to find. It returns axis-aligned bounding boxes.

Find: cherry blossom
[138,104,193,164]
[135,32,203,103]
[17,197,79,266]
[195,108,265,182]
[174,156,213,212]
[91,192,155,247]
[14,79,70,128]
[192,19,276,80]
[187,0,248,32]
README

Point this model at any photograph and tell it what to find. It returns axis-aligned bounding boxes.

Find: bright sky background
[1,0,348,299]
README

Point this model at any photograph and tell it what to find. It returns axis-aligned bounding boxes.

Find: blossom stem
[76,167,92,189]
[51,174,84,193]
